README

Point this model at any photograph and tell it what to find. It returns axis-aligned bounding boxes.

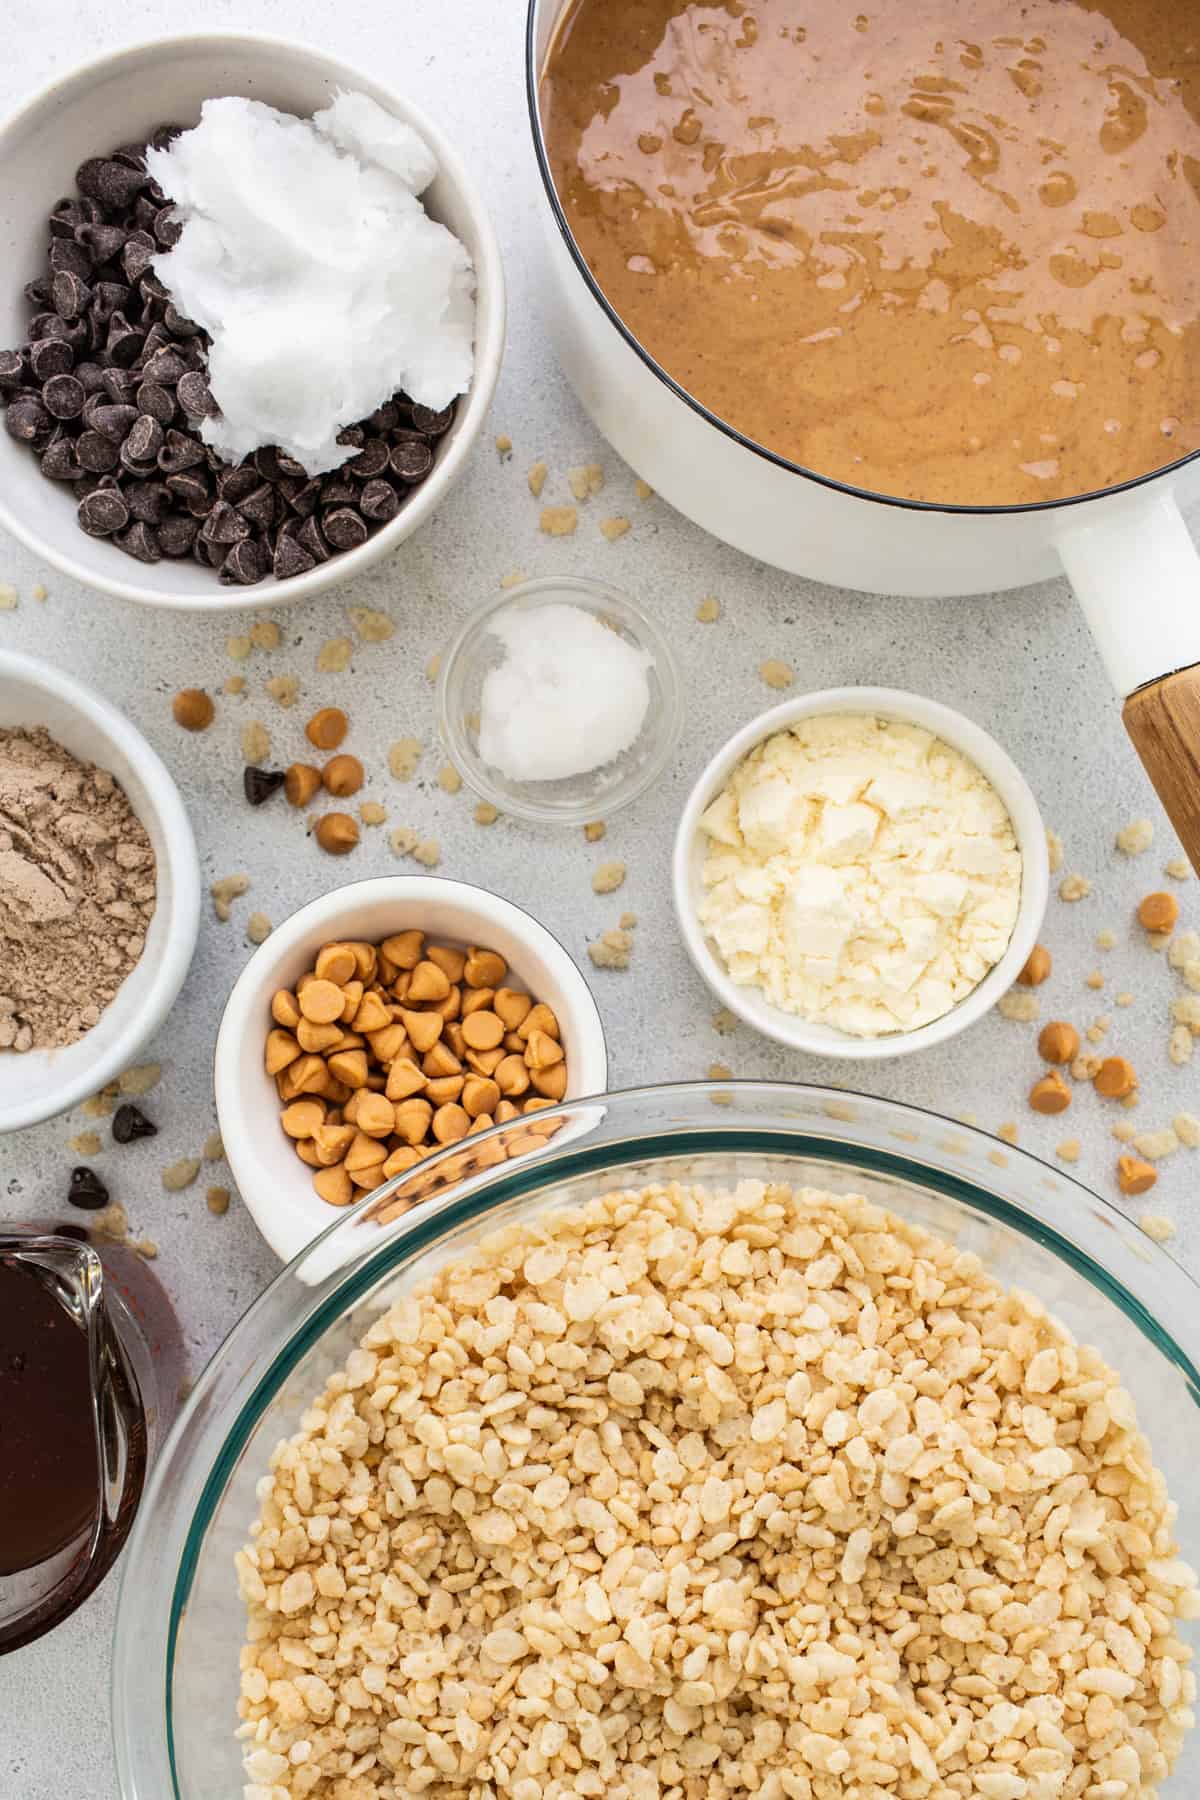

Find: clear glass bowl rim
[112,1078,1200,1798]
[435,573,685,825]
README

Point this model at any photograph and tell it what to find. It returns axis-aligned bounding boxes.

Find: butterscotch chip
[316,636,353,674]
[311,1124,356,1167]
[305,707,348,750]
[322,753,364,797]
[540,504,578,536]
[271,990,300,1030]
[531,1062,567,1100]
[1016,944,1051,986]
[382,1146,422,1181]
[1117,1154,1157,1196]
[400,1008,443,1054]
[284,762,321,807]
[314,943,355,985]
[355,1092,396,1139]
[172,687,213,731]
[345,1131,387,1176]
[296,1018,341,1054]
[759,658,794,690]
[313,1163,354,1206]
[461,1009,505,1051]
[408,960,452,1003]
[281,1099,325,1139]
[327,1047,369,1089]
[1095,1055,1137,1098]
[1030,1071,1071,1115]
[432,1101,470,1144]
[465,948,507,989]
[518,1002,560,1042]
[527,459,548,497]
[297,979,344,1025]
[315,812,359,855]
[495,1053,531,1096]
[494,988,532,1031]
[265,1029,300,1075]
[426,1074,466,1106]
[525,1028,564,1071]
[240,719,270,764]
[1137,890,1180,933]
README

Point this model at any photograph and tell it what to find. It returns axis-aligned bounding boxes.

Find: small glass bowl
[437,574,683,825]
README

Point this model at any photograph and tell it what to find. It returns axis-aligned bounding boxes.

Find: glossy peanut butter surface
[541,0,1200,504]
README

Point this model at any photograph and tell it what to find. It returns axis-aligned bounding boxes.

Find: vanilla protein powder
[697,715,1021,1035]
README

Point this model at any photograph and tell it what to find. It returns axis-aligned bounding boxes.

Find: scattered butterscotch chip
[998,990,1040,1023]
[425,652,441,683]
[387,737,422,782]
[1116,817,1154,856]
[759,658,794,690]
[203,1131,224,1161]
[1117,1154,1157,1196]
[1169,1024,1195,1066]
[1137,890,1180,933]
[619,911,638,930]
[1165,856,1192,880]
[696,595,721,624]
[1055,1139,1081,1163]
[1036,1022,1072,1058]
[437,763,463,795]
[1133,1128,1180,1160]
[1085,970,1104,990]
[306,707,348,751]
[1094,1055,1137,1098]
[284,762,321,808]
[567,462,604,500]
[1115,991,1134,1007]
[1016,944,1051,986]
[322,753,364,798]
[708,1062,733,1081]
[210,873,250,923]
[635,477,654,500]
[246,911,273,945]
[226,633,252,661]
[240,719,270,764]
[316,636,353,674]
[592,860,626,895]
[359,800,387,827]
[527,459,548,497]
[1139,1212,1175,1242]
[599,515,630,541]
[499,569,526,589]
[1095,928,1117,950]
[1113,1121,1137,1143]
[224,674,246,696]
[495,433,512,457]
[997,1121,1019,1145]
[588,927,633,970]
[1029,1072,1071,1115]
[69,1129,103,1156]
[348,607,394,643]
[265,674,300,708]
[712,1008,739,1036]
[1058,872,1091,902]
[1045,826,1064,873]
[583,820,606,842]
[162,1157,201,1192]
[315,813,359,856]
[249,619,281,651]
[119,1063,161,1097]
[473,801,499,826]
[540,504,578,536]
[206,1185,231,1215]
[172,687,213,731]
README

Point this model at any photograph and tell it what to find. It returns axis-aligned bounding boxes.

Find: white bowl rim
[214,874,610,1259]
[672,685,1050,1061]
[0,646,201,1128]
[0,29,506,612]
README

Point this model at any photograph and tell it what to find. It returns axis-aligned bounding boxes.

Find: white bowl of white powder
[673,688,1049,1059]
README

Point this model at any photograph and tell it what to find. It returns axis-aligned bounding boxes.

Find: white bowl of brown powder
[0,649,201,1130]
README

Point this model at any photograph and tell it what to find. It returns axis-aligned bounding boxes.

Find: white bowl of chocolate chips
[0,33,506,609]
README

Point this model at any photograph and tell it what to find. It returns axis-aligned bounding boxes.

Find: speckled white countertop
[2,2,1199,1794]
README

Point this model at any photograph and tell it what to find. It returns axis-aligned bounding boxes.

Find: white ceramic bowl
[0,32,505,611]
[672,687,1049,1060]
[215,876,609,1260]
[0,649,201,1129]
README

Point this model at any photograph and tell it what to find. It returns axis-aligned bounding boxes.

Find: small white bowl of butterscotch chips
[215,876,607,1260]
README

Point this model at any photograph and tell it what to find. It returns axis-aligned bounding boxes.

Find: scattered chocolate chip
[41,373,86,420]
[68,1166,110,1210]
[92,402,139,442]
[101,366,138,403]
[243,765,287,809]
[289,477,322,518]
[140,345,188,386]
[165,468,210,512]
[106,312,145,367]
[74,360,107,394]
[77,157,147,211]
[319,476,357,508]
[322,507,368,552]
[91,281,132,325]
[112,1103,158,1144]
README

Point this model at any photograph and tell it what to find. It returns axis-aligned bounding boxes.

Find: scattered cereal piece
[1112,992,1132,1009]
[348,607,395,643]
[226,633,252,661]
[1116,818,1154,856]
[527,459,548,497]
[987,1148,1008,1168]
[246,911,272,945]
[265,674,300,708]
[1095,928,1117,950]
[696,595,721,624]
[249,620,281,652]
[635,478,654,500]
[389,825,419,857]
[1085,970,1104,990]
[1121,1090,1140,1110]
[1170,993,1200,1031]
[1174,1111,1200,1147]
[1070,1053,1103,1081]
[172,688,213,731]
[1168,930,1200,972]
[437,763,463,795]
[997,1121,1019,1145]
[1165,856,1192,880]
[0,585,18,611]
[240,720,270,764]
[592,861,626,895]
[1169,1025,1194,1065]
[81,1088,118,1119]
[712,1008,739,1036]
[133,1239,158,1261]
[1055,1139,1081,1162]
[387,737,422,781]
[1113,1121,1138,1143]
[316,636,353,674]
[599,515,630,541]
[708,1062,733,1081]
[413,839,440,868]
[203,1131,224,1162]
[162,1157,201,1192]
[206,1186,231,1216]
[1016,944,1051,986]
[69,1130,103,1156]
[495,433,512,457]
[1085,1016,1111,1044]
[1058,872,1091,902]
[119,1063,161,1097]
[359,800,387,827]
[474,801,499,826]
[210,874,249,922]
[1133,1128,1180,1161]
[540,504,578,536]
[500,570,526,589]
[759,658,794,690]
[224,674,246,696]
[998,990,1040,1023]
[567,463,604,500]
[1045,827,1064,872]
[1137,890,1180,933]
[1139,1213,1175,1242]
[584,820,606,842]
[618,911,638,930]
[1117,1154,1157,1196]
[588,927,633,970]
[31,583,46,603]
[426,653,441,683]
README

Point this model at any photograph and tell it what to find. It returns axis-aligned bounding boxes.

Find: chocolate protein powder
[0,726,156,1051]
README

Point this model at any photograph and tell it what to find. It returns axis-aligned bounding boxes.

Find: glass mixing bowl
[112,1082,1200,1796]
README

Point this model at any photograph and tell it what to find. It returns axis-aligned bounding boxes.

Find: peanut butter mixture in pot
[541,0,1200,504]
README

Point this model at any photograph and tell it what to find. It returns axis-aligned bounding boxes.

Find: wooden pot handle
[1123,666,1200,875]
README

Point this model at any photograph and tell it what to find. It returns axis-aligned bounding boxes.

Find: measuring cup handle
[1059,490,1200,874]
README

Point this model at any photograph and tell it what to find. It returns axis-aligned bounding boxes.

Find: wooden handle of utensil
[1123,666,1200,874]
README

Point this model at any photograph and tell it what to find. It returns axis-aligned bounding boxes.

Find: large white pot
[526,0,1200,869]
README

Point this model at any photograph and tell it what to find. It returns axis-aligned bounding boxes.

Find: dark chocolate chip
[153,209,183,249]
[140,345,188,386]
[163,302,202,337]
[76,431,121,473]
[93,403,139,442]
[243,764,286,805]
[322,507,368,551]
[49,198,84,238]
[348,438,390,480]
[239,483,277,532]
[101,367,139,403]
[220,537,266,585]
[75,221,130,268]
[114,520,161,563]
[77,157,147,210]
[253,445,282,481]
[68,1166,110,1210]
[29,311,70,342]
[111,141,149,171]
[319,477,357,508]
[165,469,210,513]
[74,360,107,394]
[0,349,26,391]
[157,513,199,557]
[106,313,145,367]
[50,270,88,320]
[39,436,82,480]
[410,402,454,436]
[135,381,175,425]
[216,464,259,504]
[121,232,157,284]
[41,373,86,420]
[273,535,316,581]
[288,478,322,518]
[335,425,364,451]
[122,413,164,465]
[176,369,215,419]
[151,123,186,152]
[274,450,307,479]
[49,237,94,280]
[78,488,129,535]
[4,396,49,443]
[367,400,400,433]
[296,515,330,563]
[112,1102,157,1144]
[359,478,400,522]
[158,429,205,474]
[90,280,133,324]
[389,436,434,482]
[200,499,250,545]
[28,338,74,382]
[24,275,52,306]
[127,480,170,525]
